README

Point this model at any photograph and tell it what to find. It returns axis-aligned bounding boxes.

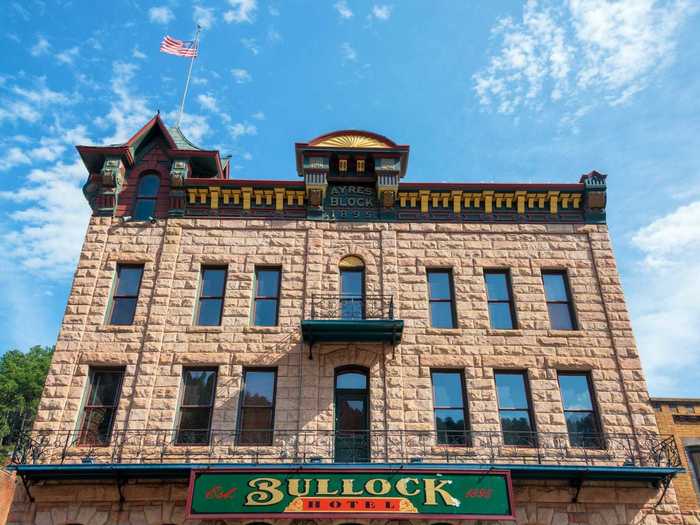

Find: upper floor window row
[106,262,577,331]
[107,265,282,327]
[427,267,577,331]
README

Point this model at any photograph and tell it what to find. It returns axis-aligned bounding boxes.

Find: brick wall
[653,401,700,514]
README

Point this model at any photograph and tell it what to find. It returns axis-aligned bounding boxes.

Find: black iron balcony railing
[10,428,680,470]
[302,294,403,346]
[309,294,395,320]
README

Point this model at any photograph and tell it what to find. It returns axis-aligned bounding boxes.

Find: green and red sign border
[186,467,515,521]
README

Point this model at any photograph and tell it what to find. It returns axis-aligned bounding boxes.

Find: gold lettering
[245,478,284,506]
[424,478,458,506]
[288,478,311,497]
[342,479,364,496]
[316,479,339,496]
[396,477,420,497]
[365,478,391,496]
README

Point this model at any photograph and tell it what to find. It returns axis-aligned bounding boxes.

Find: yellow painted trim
[515,191,526,214]
[451,191,462,213]
[274,188,285,211]
[241,187,253,210]
[483,190,494,214]
[210,187,220,209]
[419,190,430,213]
[548,191,560,214]
[339,255,365,268]
[198,189,207,204]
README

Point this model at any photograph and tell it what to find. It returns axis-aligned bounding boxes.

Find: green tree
[0,345,54,446]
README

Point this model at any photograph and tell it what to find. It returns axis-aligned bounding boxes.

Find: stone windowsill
[424,327,463,335]
[96,324,141,333]
[243,325,291,334]
[547,329,584,337]
[486,329,524,337]
[186,325,223,333]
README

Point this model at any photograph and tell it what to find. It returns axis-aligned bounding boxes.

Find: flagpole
[176,25,201,129]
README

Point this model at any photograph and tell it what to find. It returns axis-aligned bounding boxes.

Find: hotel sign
[187,468,514,520]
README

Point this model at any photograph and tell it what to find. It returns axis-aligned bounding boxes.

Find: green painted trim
[301,319,404,343]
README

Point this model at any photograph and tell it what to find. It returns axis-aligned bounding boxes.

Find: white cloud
[132,47,147,60]
[194,5,215,29]
[334,0,353,19]
[241,38,259,55]
[242,152,253,160]
[224,0,257,23]
[0,147,31,171]
[102,62,153,144]
[630,200,700,393]
[0,159,91,278]
[341,42,357,62]
[149,6,175,24]
[173,113,211,144]
[30,36,50,57]
[371,5,392,20]
[251,111,265,120]
[474,0,696,117]
[197,93,218,112]
[231,68,252,83]
[230,122,257,139]
[55,46,79,65]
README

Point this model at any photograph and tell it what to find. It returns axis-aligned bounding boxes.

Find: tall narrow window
[196,266,227,326]
[687,447,700,494]
[427,269,456,328]
[133,173,160,220]
[175,368,217,445]
[340,260,365,320]
[495,371,535,446]
[431,370,470,446]
[484,270,517,329]
[77,368,124,446]
[542,271,577,330]
[253,268,281,326]
[108,264,144,325]
[237,368,277,445]
[558,372,602,448]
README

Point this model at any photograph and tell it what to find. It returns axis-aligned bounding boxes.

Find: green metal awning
[11,462,681,483]
[301,319,403,344]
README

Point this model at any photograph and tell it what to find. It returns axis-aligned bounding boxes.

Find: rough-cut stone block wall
[35,218,658,442]
[19,216,684,523]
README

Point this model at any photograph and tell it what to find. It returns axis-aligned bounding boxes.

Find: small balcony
[301,294,403,345]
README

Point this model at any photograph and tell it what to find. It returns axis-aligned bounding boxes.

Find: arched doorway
[334,367,370,462]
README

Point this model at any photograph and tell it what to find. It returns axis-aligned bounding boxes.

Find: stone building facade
[6,117,686,524]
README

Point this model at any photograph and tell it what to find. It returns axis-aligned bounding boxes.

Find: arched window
[339,256,364,320]
[133,172,160,220]
[335,367,369,462]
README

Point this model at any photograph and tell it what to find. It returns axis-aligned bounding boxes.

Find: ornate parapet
[580,171,607,223]
[168,159,189,217]
[82,156,125,216]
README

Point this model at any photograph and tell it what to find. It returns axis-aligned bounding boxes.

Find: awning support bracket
[19,473,34,503]
[570,477,584,503]
[654,474,673,507]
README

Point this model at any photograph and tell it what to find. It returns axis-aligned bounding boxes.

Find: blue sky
[1,0,699,396]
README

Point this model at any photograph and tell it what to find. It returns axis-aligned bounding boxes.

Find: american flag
[160,35,198,58]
